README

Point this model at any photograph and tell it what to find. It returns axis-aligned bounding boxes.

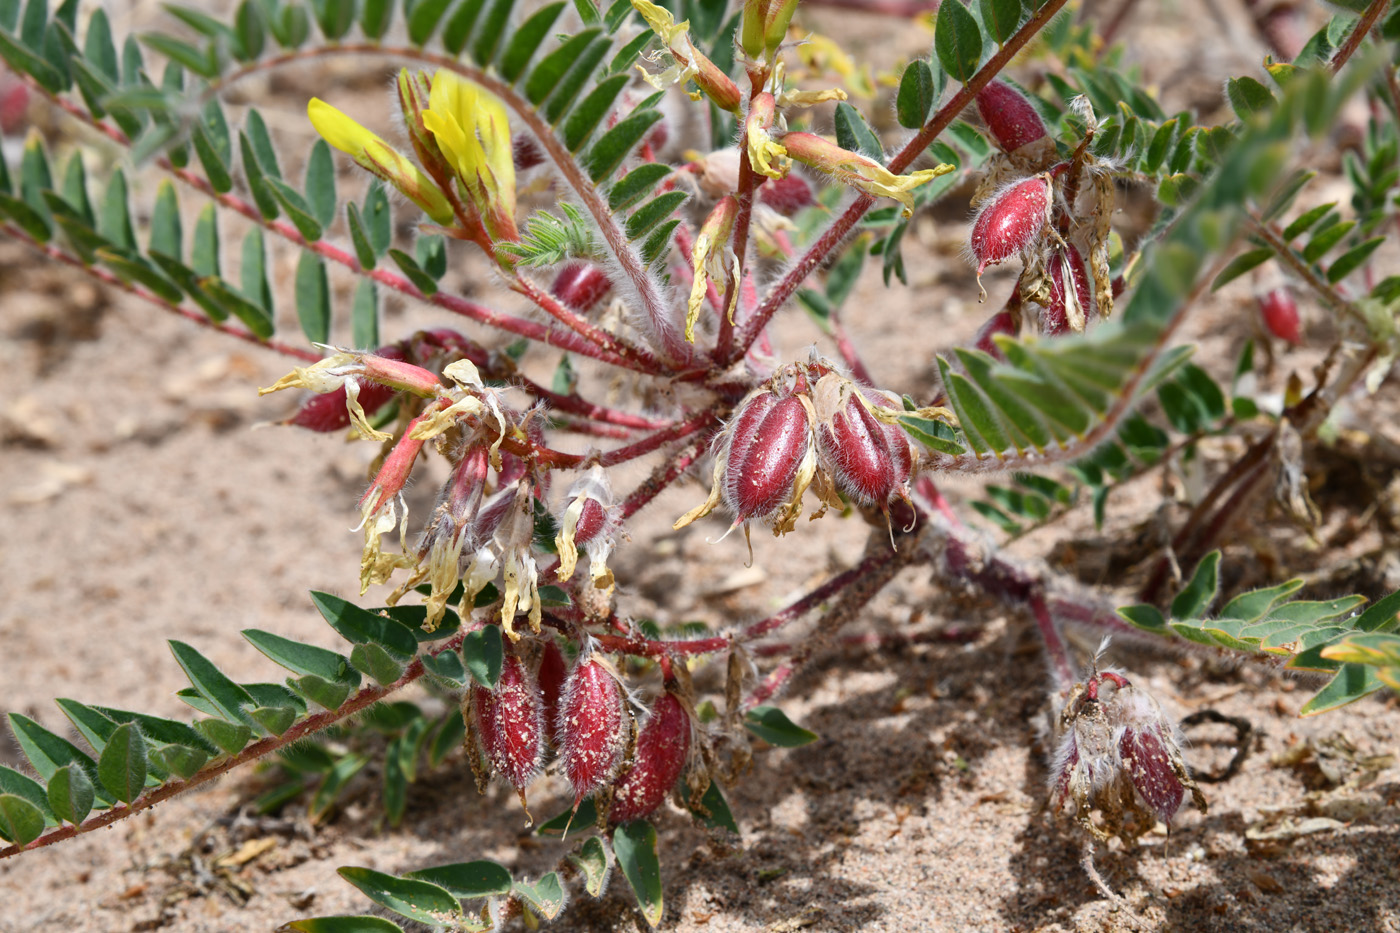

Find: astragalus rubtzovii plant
[3,0,1400,928]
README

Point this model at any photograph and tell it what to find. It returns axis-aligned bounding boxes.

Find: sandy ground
[5,2,1400,932]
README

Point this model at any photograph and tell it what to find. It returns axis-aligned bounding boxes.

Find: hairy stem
[1330,0,1390,73]
[0,631,469,860]
[730,0,1072,364]
[1,222,319,363]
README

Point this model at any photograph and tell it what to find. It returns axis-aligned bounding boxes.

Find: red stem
[1331,0,1389,73]
[729,0,1072,365]
[2,223,319,362]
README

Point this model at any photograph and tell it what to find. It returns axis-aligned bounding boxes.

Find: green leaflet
[934,0,983,84]
[613,820,663,927]
[337,867,462,927]
[294,251,330,345]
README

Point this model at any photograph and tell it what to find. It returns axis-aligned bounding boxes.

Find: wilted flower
[1049,668,1206,843]
[780,132,952,217]
[555,465,617,591]
[686,196,740,342]
[745,93,790,181]
[631,0,742,111]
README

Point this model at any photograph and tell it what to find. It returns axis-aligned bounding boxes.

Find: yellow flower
[307,99,455,225]
[631,0,741,111]
[420,72,518,242]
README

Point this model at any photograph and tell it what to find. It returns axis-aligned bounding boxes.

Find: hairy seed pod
[287,347,404,432]
[1258,287,1301,344]
[559,657,630,806]
[1042,245,1092,336]
[816,388,913,507]
[969,176,1051,276]
[512,133,544,171]
[975,80,1049,154]
[723,393,815,524]
[759,173,816,216]
[473,654,546,794]
[973,307,1018,360]
[537,638,568,744]
[552,262,612,313]
[609,690,691,825]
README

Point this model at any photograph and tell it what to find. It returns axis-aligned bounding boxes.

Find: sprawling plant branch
[729,0,1073,366]
[22,67,667,376]
[0,221,320,363]
[0,629,469,860]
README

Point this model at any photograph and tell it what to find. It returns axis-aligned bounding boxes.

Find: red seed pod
[1041,245,1092,336]
[816,388,913,508]
[512,133,544,171]
[759,173,816,216]
[723,392,815,524]
[609,690,691,825]
[969,175,1051,276]
[1119,726,1184,824]
[286,346,405,432]
[1258,287,1301,344]
[551,262,613,313]
[975,80,1048,154]
[473,654,546,793]
[973,307,1019,360]
[537,638,568,744]
[559,657,630,806]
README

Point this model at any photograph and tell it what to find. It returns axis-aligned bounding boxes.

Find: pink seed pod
[609,690,691,825]
[559,657,630,807]
[975,80,1048,154]
[723,391,815,524]
[969,175,1051,276]
[816,387,913,508]
[1257,287,1301,344]
[759,173,816,216]
[513,133,544,171]
[1041,245,1092,336]
[473,654,546,796]
[1049,670,1206,839]
[287,346,405,432]
[973,307,1019,360]
[552,262,613,313]
[537,638,568,744]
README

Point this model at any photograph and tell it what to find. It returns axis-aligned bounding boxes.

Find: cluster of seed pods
[469,639,692,826]
[965,80,1114,342]
[676,361,917,538]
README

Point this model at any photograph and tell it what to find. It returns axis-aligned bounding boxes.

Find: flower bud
[975,80,1048,154]
[740,0,800,58]
[969,175,1051,277]
[609,689,691,825]
[1049,669,1206,841]
[814,381,913,510]
[1041,245,1092,336]
[1257,287,1301,344]
[473,653,546,806]
[559,656,630,808]
[552,262,613,313]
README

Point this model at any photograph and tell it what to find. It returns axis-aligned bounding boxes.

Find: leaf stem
[0,222,319,362]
